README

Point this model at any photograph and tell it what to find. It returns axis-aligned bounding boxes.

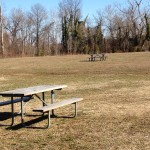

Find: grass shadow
[80,59,103,62]
[0,112,13,121]
[6,114,75,130]
[6,115,48,130]
[0,112,19,127]
[80,59,97,62]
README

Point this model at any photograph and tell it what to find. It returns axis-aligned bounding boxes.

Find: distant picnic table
[89,53,107,61]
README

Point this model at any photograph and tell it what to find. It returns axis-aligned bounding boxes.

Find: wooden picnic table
[0,85,67,126]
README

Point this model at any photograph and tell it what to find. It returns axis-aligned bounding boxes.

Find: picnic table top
[0,85,67,97]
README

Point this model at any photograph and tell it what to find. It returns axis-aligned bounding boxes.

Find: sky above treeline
[1,0,149,19]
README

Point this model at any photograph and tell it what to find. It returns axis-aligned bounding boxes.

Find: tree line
[0,0,150,57]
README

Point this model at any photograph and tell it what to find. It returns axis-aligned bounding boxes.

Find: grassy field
[0,52,150,150]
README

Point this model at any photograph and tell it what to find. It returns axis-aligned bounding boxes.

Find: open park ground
[0,52,150,150]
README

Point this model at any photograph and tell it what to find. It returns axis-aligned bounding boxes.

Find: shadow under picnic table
[5,113,75,130]
[0,112,18,126]
[0,112,13,121]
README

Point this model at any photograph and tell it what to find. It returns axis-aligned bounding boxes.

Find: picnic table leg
[42,92,45,116]
[74,102,77,117]
[51,90,55,117]
[42,92,45,105]
[47,111,51,128]
[10,96,14,126]
[21,96,25,126]
[91,55,93,61]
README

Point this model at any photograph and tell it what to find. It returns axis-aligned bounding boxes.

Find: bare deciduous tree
[28,3,48,56]
[5,8,25,56]
[0,2,4,56]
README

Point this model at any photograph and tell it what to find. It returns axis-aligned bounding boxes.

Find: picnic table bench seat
[0,96,32,106]
[33,97,83,128]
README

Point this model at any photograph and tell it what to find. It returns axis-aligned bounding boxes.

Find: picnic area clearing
[0,52,150,150]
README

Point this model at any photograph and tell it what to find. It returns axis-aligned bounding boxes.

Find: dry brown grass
[0,52,150,150]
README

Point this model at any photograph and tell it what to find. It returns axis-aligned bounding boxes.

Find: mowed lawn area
[0,52,150,150]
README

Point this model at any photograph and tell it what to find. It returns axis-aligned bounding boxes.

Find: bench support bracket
[46,102,78,128]
[47,111,51,128]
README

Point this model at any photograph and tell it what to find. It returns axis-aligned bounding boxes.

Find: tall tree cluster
[0,0,150,57]
[101,0,150,52]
